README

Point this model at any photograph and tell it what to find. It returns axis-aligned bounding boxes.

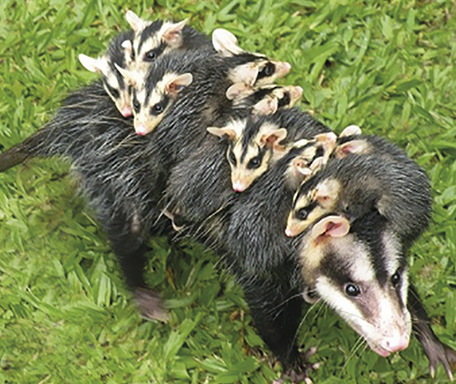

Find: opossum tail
[0,130,50,172]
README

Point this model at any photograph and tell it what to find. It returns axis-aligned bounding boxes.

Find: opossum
[125,10,213,71]
[285,151,432,245]
[206,108,335,192]
[78,30,135,117]
[1,81,454,382]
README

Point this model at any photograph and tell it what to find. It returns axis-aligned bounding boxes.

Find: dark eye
[345,284,360,297]
[145,50,157,61]
[391,272,400,287]
[228,150,237,166]
[153,104,164,114]
[278,92,291,108]
[247,156,261,169]
[296,208,308,221]
[133,98,140,113]
[262,62,275,77]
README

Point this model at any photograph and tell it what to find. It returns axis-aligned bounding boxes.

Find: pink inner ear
[265,134,279,145]
[324,220,349,237]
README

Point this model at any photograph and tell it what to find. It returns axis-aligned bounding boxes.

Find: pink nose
[135,124,149,136]
[295,86,303,97]
[385,336,409,353]
[121,107,132,117]
[232,181,247,192]
[285,228,294,237]
[284,62,291,73]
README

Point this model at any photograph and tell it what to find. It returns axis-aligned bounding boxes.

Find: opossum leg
[408,284,456,380]
[240,275,315,378]
[104,211,168,322]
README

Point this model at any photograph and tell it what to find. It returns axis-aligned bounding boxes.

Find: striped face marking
[228,59,291,90]
[228,122,287,192]
[298,216,411,357]
[78,54,132,117]
[131,19,187,72]
[131,72,192,135]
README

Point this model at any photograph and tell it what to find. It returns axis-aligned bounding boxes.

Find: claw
[134,287,169,322]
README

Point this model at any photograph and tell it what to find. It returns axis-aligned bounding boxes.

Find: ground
[0,0,456,383]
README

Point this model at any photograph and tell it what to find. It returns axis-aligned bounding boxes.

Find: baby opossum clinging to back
[207,108,336,192]
[285,136,432,245]
[78,11,212,120]
[125,10,213,71]
[79,30,135,117]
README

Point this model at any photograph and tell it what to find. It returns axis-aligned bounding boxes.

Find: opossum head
[286,177,342,238]
[128,71,193,135]
[251,85,303,115]
[208,118,288,192]
[298,214,411,357]
[283,134,336,192]
[212,29,291,97]
[126,10,187,71]
[225,56,292,99]
[78,53,133,117]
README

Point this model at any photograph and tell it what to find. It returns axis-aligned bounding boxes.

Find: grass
[1,0,456,383]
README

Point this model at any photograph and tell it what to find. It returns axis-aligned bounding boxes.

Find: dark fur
[295,153,432,245]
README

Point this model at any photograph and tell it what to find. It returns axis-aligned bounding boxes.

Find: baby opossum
[286,151,432,245]
[232,84,303,115]
[125,10,213,71]
[78,30,135,117]
[212,28,291,98]
[207,108,335,192]
[118,49,212,135]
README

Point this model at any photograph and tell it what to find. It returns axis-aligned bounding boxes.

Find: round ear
[340,124,362,138]
[162,20,188,47]
[78,54,109,76]
[311,215,350,241]
[289,85,303,104]
[125,10,146,34]
[252,97,278,115]
[315,132,337,160]
[165,73,193,95]
[226,82,252,100]
[260,128,288,147]
[335,139,371,158]
[212,28,243,57]
[207,127,237,140]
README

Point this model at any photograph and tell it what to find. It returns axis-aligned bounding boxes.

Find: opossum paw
[134,287,169,322]
[426,342,456,381]
[274,348,320,384]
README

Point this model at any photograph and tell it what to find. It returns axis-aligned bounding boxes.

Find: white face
[227,122,282,192]
[102,66,132,117]
[130,73,177,135]
[133,21,184,71]
[300,228,412,357]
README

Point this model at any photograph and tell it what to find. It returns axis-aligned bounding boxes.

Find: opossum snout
[384,333,410,353]
[232,180,248,192]
[372,332,410,357]
[121,106,133,117]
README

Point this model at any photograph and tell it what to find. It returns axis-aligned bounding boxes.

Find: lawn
[1,0,456,383]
